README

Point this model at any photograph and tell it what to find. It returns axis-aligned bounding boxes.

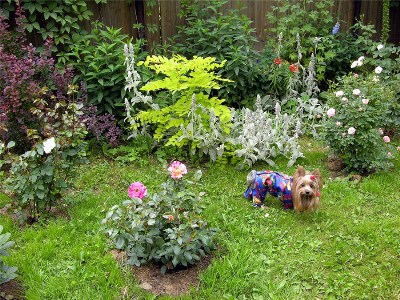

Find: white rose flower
[350,61,358,68]
[375,66,383,74]
[335,91,344,97]
[358,56,365,62]
[43,137,56,154]
[377,44,384,50]
[353,89,361,96]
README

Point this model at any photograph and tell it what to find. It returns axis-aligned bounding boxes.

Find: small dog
[244,166,322,212]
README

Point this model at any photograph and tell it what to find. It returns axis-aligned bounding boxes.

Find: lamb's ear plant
[228,95,303,168]
[0,225,17,285]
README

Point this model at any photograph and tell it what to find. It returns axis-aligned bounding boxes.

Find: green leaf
[116,237,125,249]
[6,141,15,148]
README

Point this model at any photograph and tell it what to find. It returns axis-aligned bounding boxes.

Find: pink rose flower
[128,182,147,199]
[362,98,369,105]
[354,73,359,78]
[342,97,348,103]
[168,161,188,179]
[383,136,390,143]
[353,89,361,96]
[327,108,336,117]
[348,127,356,135]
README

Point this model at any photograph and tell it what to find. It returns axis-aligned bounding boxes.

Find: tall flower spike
[332,22,340,35]
[277,32,283,58]
[296,33,302,63]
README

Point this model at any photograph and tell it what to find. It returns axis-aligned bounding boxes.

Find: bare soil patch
[110,249,213,296]
[326,155,363,182]
[326,155,346,178]
[0,279,25,300]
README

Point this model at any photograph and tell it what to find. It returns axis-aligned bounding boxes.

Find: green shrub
[170,0,269,106]
[0,225,17,285]
[102,161,216,274]
[0,0,93,52]
[267,0,334,61]
[60,22,147,119]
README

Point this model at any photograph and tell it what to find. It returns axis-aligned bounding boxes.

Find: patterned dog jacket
[244,170,293,209]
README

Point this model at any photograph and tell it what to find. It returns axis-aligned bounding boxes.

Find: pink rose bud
[383,136,390,143]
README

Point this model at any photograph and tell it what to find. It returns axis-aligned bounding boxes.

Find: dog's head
[292,166,322,212]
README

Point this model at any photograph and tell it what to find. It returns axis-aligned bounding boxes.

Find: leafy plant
[381,0,390,42]
[83,106,122,147]
[1,85,88,221]
[322,72,396,173]
[229,95,303,168]
[170,0,269,106]
[0,225,17,285]
[0,7,80,153]
[131,55,232,155]
[61,22,147,119]
[102,161,216,274]
[102,134,154,165]
[267,0,334,61]
[0,0,93,52]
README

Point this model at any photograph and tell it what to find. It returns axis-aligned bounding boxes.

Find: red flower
[274,57,282,65]
[289,64,299,73]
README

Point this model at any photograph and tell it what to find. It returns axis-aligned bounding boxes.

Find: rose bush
[102,161,216,274]
[322,70,396,173]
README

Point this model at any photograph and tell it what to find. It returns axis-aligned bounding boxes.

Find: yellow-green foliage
[137,55,231,93]
[136,55,232,149]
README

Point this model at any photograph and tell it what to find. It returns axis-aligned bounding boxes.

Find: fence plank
[160,0,184,45]
[360,0,383,40]
[144,0,161,52]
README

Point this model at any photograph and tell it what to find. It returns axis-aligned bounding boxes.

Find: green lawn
[1,140,400,299]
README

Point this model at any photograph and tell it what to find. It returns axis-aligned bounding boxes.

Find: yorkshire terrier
[244,166,322,212]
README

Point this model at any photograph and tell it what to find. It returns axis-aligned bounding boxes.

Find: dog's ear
[312,169,323,190]
[294,166,306,178]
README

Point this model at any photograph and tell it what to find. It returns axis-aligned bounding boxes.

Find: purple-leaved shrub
[83,106,122,147]
[0,5,80,153]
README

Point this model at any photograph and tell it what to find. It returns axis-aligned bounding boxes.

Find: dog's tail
[246,170,257,189]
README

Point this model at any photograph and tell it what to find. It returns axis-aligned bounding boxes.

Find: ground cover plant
[1,140,399,299]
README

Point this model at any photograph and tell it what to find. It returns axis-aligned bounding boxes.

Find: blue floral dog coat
[244,170,293,209]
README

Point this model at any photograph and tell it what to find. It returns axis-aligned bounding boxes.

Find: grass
[1,139,400,299]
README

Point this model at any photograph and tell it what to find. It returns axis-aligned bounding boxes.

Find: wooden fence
[81,0,400,52]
